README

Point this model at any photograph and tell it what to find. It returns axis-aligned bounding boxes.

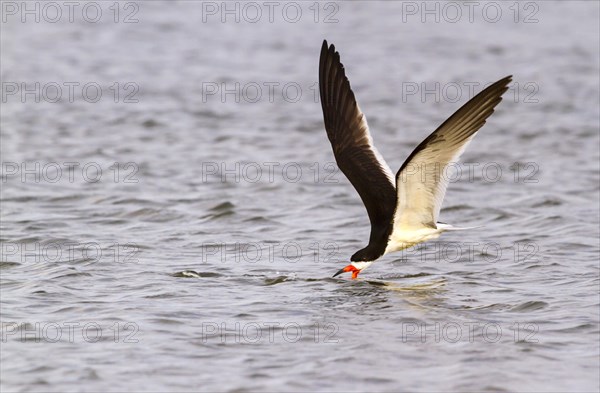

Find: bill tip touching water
[319,40,512,279]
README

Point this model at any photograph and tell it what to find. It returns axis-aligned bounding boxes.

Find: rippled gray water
[1,1,599,392]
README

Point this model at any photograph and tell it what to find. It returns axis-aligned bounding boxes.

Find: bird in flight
[319,40,512,279]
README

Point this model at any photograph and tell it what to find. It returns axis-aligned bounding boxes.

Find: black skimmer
[319,40,512,279]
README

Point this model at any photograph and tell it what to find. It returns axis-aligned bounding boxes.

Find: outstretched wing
[394,76,512,230]
[319,40,397,238]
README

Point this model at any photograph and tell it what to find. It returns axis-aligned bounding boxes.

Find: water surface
[1,1,599,392]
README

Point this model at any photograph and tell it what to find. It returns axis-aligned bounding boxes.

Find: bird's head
[332,261,373,279]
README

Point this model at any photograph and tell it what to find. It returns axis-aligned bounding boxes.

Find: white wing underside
[394,136,475,232]
[389,75,512,238]
[359,108,396,186]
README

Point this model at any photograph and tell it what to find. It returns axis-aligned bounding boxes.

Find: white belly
[384,227,444,254]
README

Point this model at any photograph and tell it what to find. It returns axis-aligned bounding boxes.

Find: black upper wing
[319,40,397,248]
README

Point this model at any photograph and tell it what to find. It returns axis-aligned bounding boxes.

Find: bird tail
[436,223,483,231]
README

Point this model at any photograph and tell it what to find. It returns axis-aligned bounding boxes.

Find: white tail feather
[436,223,483,231]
